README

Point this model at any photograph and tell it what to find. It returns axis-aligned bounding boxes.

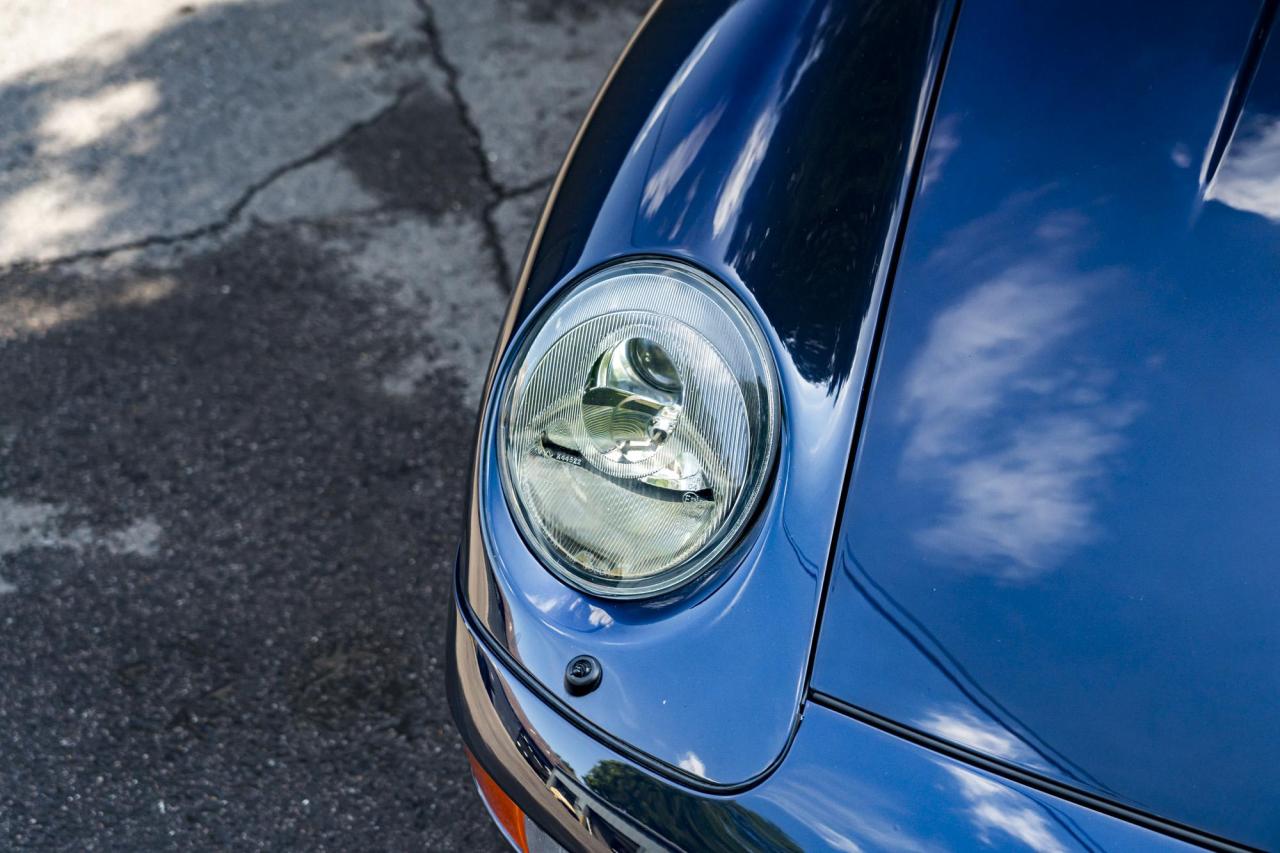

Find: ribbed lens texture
[498,261,777,597]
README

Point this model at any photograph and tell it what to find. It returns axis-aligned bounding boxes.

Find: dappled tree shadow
[0,0,430,264]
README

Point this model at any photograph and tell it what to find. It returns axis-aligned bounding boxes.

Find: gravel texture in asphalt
[0,0,647,848]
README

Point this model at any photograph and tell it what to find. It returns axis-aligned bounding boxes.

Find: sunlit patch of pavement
[0,0,442,265]
[0,498,161,594]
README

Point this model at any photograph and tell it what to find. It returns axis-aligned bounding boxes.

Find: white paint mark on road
[105,517,163,558]
[0,497,162,594]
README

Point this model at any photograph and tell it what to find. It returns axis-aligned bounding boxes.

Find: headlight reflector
[497,259,778,598]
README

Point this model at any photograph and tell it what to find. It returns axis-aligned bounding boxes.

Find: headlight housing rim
[487,256,781,600]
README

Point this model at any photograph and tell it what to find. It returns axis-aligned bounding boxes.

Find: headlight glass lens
[497,259,778,598]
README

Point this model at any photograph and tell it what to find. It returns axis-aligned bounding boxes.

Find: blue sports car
[447,0,1280,849]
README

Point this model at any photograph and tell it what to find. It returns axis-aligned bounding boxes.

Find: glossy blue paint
[812,0,1280,847]
[451,0,1280,846]
[460,0,955,785]
[449,597,1197,852]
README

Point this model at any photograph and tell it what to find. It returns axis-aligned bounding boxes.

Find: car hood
[811,0,1280,848]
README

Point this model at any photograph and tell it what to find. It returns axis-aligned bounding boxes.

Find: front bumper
[446,584,1194,853]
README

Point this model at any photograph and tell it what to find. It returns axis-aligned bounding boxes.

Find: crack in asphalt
[3,0,556,293]
[505,175,556,199]
[415,0,544,291]
[0,85,423,275]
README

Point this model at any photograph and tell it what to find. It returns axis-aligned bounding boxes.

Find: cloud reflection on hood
[756,768,941,853]
[898,211,1140,580]
[915,706,1044,771]
[945,766,1070,853]
[1205,115,1280,221]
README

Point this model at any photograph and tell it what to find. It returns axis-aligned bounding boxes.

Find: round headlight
[496,259,779,598]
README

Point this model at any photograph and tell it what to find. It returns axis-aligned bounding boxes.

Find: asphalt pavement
[0,0,647,848]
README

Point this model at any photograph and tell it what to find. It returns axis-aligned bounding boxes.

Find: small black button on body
[564,654,602,696]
